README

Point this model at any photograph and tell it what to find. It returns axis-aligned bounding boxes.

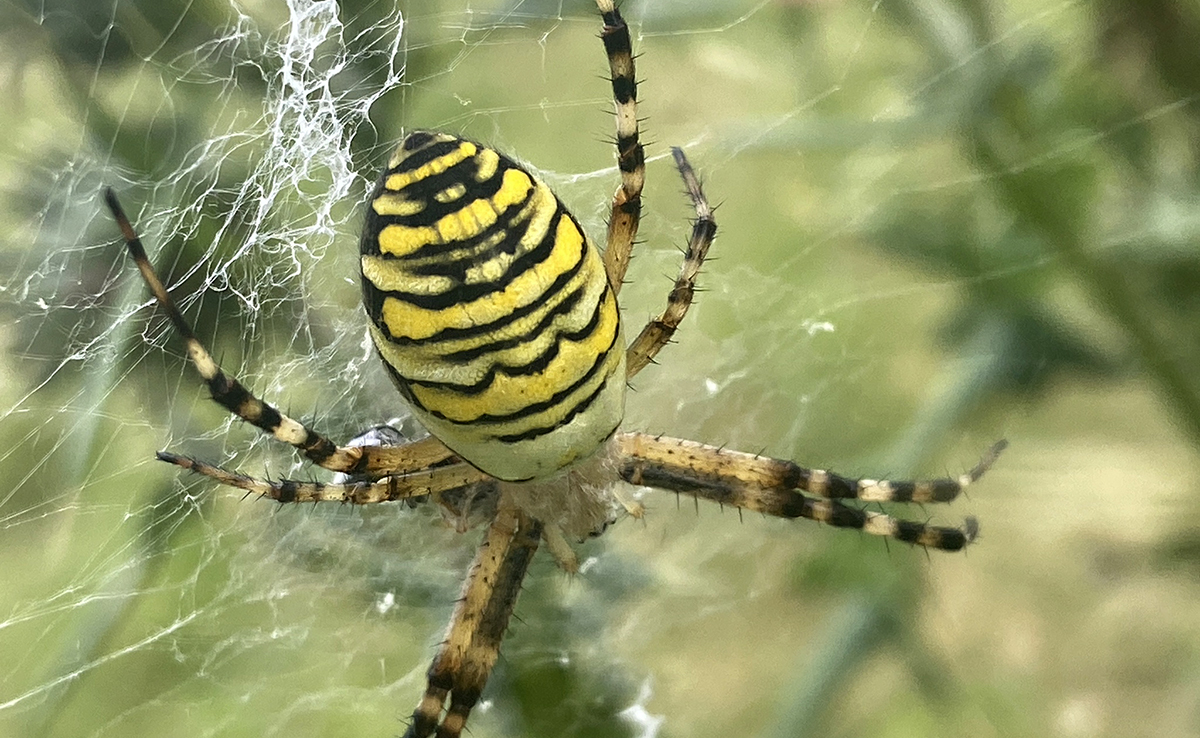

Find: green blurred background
[2,0,1199,736]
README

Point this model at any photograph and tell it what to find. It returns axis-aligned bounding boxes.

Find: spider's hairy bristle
[156,451,487,505]
[403,507,541,738]
[616,433,1001,551]
[107,187,469,479]
[624,147,717,378]
[104,187,379,472]
[598,0,644,296]
[822,503,977,551]
[620,434,1005,505]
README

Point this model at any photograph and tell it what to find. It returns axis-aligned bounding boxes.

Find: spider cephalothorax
[106,1,1004,736]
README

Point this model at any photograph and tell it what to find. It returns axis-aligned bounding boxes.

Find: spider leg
[162,452,490,504]
[104,188,459,477]
[349,439,462,478]
[615,433,1005,551]
[625,149,717,378]
[597,0,644,294]
[595,2,715,376]
[404,499,542,738]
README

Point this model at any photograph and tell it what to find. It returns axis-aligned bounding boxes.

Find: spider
[104,1,1005,736]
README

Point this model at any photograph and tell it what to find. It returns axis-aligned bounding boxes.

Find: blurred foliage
[1,0,1199,737]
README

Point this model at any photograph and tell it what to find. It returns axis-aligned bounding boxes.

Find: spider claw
[963,516,980,543]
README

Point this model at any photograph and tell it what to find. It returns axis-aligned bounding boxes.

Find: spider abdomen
[361,131,626,482]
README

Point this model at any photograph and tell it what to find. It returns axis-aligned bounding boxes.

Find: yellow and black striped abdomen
[361,132,626,481]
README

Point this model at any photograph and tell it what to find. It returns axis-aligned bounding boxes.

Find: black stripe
[277,480,300,504]
[929,479,961,501]
[364,205,571,314]
[440,281,589,362]
[408,288,609,394]
[212,373,282,432]
[367,208,589,340]
[361,195,543,327]
[892,520,925,544]
[609,73,636,105]
[887,481,916,502]
[388,136,461,174]
[822,474,857,499]
[211,373,338,463]
[373,157,497,227]
[399,130,435,152]
[362,139,513,259]
[601,14,636,101]
[380,356,425,412]
[377,157,518,229]
[365,176,535,264]
[397,185,533,263]
[370,206,565,311]
[358,172,391,258]
[367,240,587,347]
[424,310,619,427]
[770,461,806,491]
[617,138,644,173]
[495,372,617,443]
[303,435,338,463]
[825,502,867,529]
[776,494,808,520]
[404,191,539,279]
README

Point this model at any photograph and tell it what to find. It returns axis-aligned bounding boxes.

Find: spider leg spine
[598,0,645,294]
[106,189,458,477]
[625,148,717,378]
[156,451,487,505]
[404,504,542,738]
[618,433,1004,504]
[103,189,356,467]
[616,433,996,551]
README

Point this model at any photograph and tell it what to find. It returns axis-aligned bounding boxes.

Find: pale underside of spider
[105,1,1005,736]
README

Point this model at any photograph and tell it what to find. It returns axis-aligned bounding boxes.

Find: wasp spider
[105,1,1005,735]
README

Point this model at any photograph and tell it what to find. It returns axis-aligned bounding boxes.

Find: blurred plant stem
[892,0,1200,447]
[973,134,1200,445]
[762,596,889,738]
[888,316,1013,470]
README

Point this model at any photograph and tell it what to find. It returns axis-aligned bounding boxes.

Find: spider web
[4,1,1200,737]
